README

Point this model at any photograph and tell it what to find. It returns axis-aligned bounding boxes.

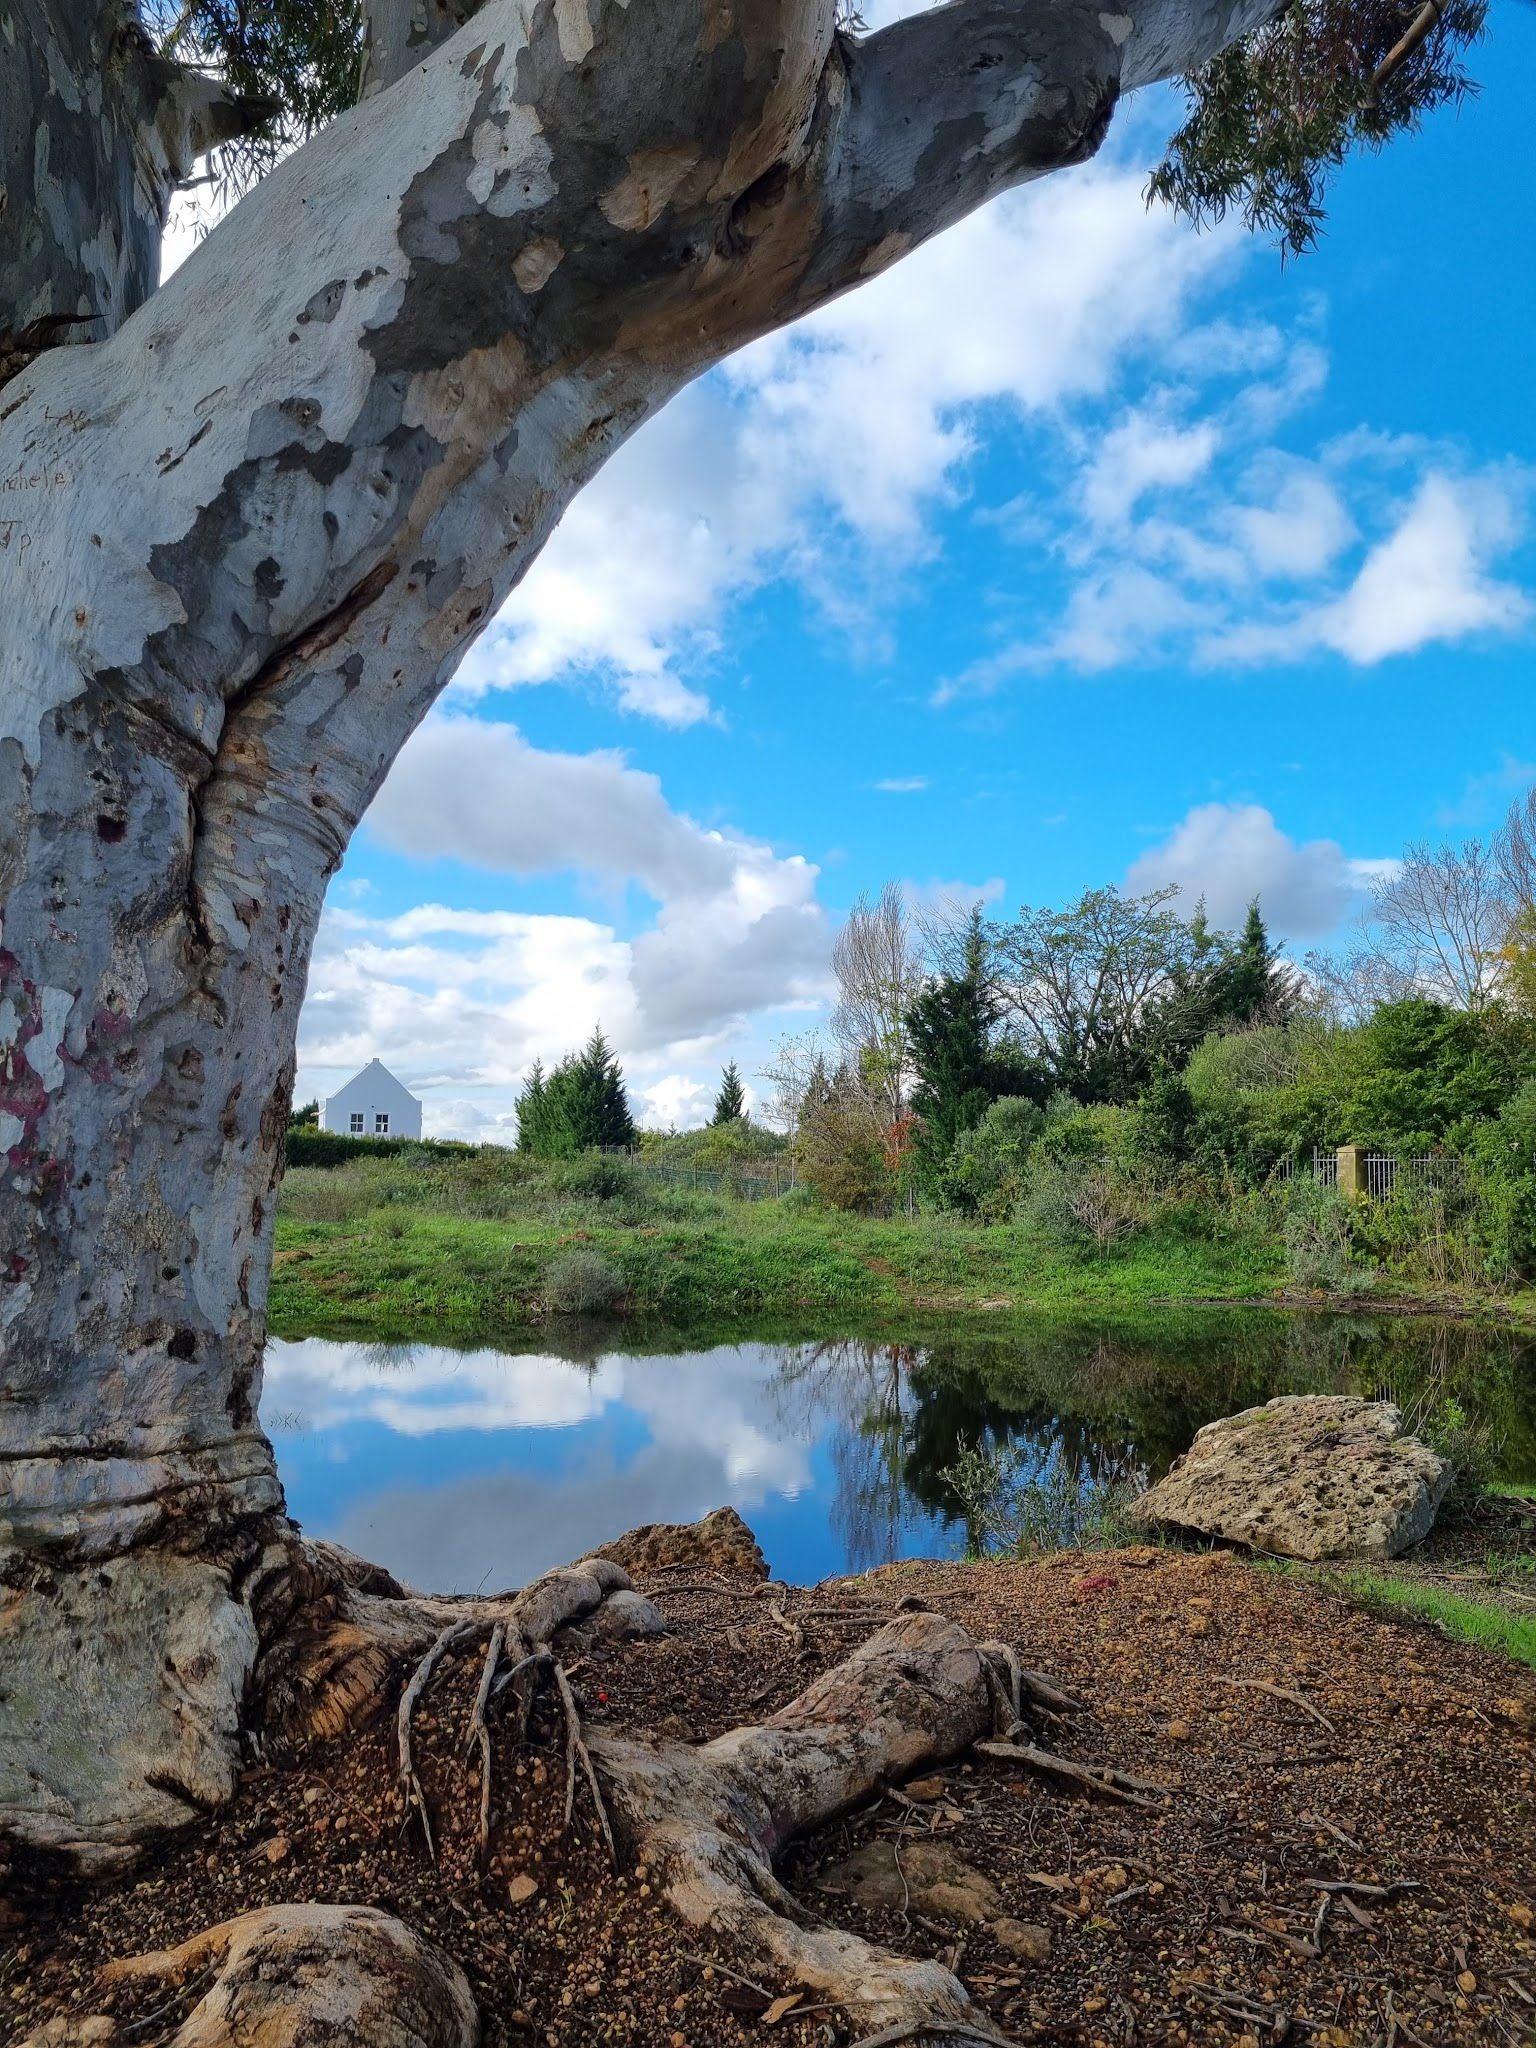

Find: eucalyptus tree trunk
[1,0,1272,1865]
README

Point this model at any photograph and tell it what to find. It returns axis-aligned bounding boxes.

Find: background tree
[1367,838,1513,1011]
[831,884,925,1120]
[514,1059,557,1154]
[991,885,1212,1103]
[712,1061,747,1125]
[906,907,1040,1191]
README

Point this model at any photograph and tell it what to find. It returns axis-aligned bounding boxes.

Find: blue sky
[276,8,1535,1136]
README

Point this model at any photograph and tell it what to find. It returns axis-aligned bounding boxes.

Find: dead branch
[1215,1677,1336,1734]
[973,1739,1168,1809]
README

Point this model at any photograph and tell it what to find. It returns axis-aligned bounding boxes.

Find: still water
[263,1312,1536,1590]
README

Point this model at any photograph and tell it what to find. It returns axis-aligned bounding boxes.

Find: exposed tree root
[15,1906,478,2048]
[974,1738,1169,1808]
[14,1518,1123,2048]
[387,1558,658,1859]
[257,1532,1119,2043]
[581,1612,1025,2043]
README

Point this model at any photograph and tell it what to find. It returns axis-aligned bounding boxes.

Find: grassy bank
[271,1198,1292,1339]
[267,1142,1535,1344]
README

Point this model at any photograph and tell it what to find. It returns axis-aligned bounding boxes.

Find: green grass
[1324,1570,1536,1670]
[267,1142,1536,1346]
[1258,1550,1536,1672]
[1488,1479,1536,1501]
[269,1162,1290,1342]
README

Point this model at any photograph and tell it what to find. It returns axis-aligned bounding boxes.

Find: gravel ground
[5,1546,1535,2048]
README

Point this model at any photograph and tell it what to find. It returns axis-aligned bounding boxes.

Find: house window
[374,1113,390,1135]
[349,1112,364,1134]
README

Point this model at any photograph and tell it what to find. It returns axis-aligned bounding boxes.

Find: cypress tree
[906,909,1037,1188]
[712,1061,747,1124]
[1225,900,1297,1026]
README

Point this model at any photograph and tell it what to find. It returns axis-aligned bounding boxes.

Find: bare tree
[1302,943,1421,1027]
[1496,786,1536,916]
[830,883,925,1118]
[1366,838,1513,1011]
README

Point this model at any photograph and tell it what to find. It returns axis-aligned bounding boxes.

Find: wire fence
[599,1148,792,1199]
[1282,1146,1467,1201]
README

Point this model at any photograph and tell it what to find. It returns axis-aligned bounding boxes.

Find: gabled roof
[332,1058,419,1100]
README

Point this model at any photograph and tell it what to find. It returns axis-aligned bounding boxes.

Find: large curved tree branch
[1,0,1280,1861]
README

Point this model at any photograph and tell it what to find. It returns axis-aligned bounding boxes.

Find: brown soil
[5,1549,1536,2048]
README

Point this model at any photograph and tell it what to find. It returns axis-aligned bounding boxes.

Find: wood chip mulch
[4,1548,1535,2048]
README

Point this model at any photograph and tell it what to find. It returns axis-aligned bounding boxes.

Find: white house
[321,1059,422,1140]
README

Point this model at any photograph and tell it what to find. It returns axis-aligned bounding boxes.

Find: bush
[1035,1102,1138,1168]
[1280,1180,1369,1293]
[940,1096,1044,1219]
[284,1128,451,1170]
[541,1249,625,1316]
[546,1153,640,1203]
[1133,1073,1195,1170]
[1019,1156,1149,1250]
[941,1440,1138,1558]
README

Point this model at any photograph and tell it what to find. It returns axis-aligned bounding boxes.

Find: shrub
[284,1128,448,1170]
[941,1440,1139,1558]
[541,1249,625,1316]
[1019,1156,1149,1250]
[1132,1072,1195,1170]
[1386,1389,1503,1523]
[1280,1180,1368,1293]
[1036,1102,1138,1168]
[547,1153,640,1203]
[940,1096,1044,1219]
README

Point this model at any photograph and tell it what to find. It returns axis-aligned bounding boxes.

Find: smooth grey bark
[0,0,1273,1855]
[361,0,489,95]
[1,3,267,383]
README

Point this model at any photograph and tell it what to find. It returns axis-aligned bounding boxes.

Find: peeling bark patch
[297,280,348,326]
[599,146,702,230]
[511,237,564,292]
[553,0,597,64]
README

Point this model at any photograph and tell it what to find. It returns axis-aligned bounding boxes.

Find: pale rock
[1129,1396,1450,1562]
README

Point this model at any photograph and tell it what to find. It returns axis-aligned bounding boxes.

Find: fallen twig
[1303,1878,1422,1899]
[974,1739,1167,1808]
[845,2019,1009,2048]
[1215,1677,1336,1734]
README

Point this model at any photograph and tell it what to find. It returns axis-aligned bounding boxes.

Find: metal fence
[1299,1146,1464,1201]
[599,1148,791,1199]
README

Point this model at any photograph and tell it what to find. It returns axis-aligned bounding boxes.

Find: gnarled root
[589,1612,1015,2044]
[390,1557,653,1858]
[15,1906,478,2048]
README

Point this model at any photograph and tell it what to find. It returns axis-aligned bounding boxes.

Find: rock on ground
[817,1838,1053,1963]
[589,1504,768,1579]
[1128,1394,1451,1561]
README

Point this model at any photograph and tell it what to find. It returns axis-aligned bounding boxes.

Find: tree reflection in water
[765,1312,1536,1571]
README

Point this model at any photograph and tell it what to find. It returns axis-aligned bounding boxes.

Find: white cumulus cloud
[1124,802,1387,940]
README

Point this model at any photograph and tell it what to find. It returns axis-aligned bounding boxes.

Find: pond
[262,1310,1536,1591]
